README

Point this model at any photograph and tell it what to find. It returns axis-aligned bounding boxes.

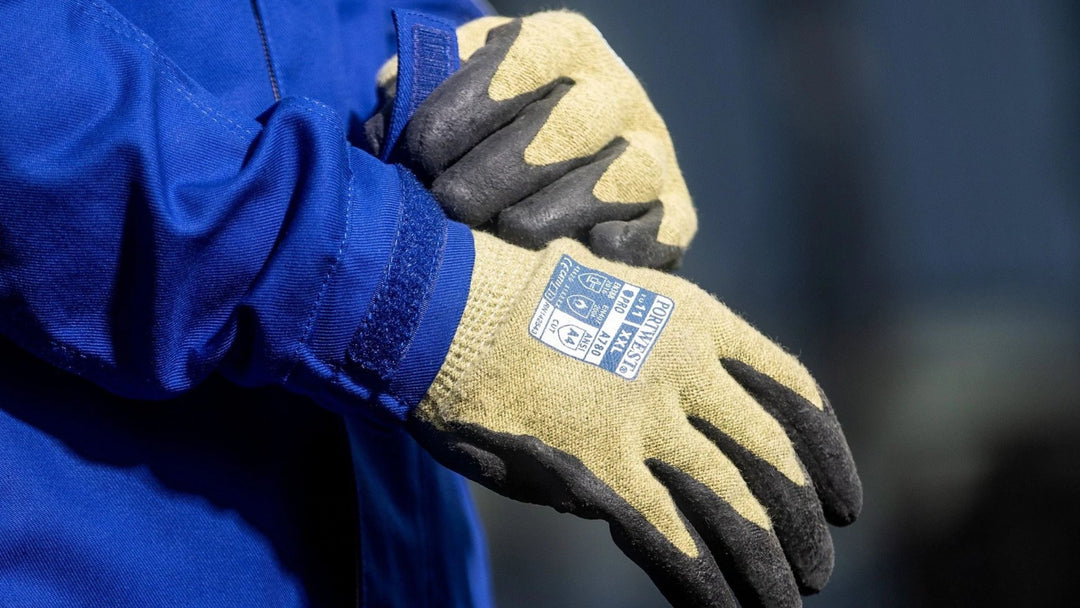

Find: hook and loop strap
[380,10,461,162]
[349,10,464,420]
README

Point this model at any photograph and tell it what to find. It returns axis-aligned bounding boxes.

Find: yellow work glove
[372,11,697,269]
[410,232,862,608]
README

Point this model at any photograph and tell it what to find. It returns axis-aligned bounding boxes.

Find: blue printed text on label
[528,255,674,380]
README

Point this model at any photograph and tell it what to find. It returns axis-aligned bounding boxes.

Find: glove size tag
[528,255,673,380]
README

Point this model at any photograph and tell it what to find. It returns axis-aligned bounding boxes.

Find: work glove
[410,231,863,608]
[368,11,697,269]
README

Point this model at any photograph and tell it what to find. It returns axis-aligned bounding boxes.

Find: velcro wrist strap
[346,10,464,420]
[380,9,460,163]
[347,167,447,381]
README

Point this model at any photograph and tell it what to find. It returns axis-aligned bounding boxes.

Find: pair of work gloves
[368,12,862,608]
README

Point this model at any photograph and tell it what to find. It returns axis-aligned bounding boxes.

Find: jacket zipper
[249,0,282,101]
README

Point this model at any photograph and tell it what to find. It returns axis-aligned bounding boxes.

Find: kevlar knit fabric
[411,232,862,608]
[373,11,697,268]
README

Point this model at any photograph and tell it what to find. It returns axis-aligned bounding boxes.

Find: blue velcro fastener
[347,167,447,391]
[349,10,462,418]
[380,9,461,162]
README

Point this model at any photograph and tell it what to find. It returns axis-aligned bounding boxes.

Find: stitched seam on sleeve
[36,1,262,370]
[54,7,358,384]
[77,0,258,142]
[281,105,356,384]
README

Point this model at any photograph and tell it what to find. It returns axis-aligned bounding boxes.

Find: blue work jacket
[0,1,493,606]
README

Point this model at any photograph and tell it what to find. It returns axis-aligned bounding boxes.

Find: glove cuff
[421,232,540,416]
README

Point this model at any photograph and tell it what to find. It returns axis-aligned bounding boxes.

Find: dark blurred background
[474,1,1080,606]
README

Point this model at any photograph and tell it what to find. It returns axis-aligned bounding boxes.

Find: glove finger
[648,423,801,608]
[427,81,590,226]
[402,18,553,182]
[494,138,644,246]
[721,358,863,526]
[605,498,737,608]
[415,418,738,608]
[588,206,685,269]
[587,459,739,608]
[489,139,678,267]
[708,304,823,409]
[682,365,834,592]
[702,302,862,525]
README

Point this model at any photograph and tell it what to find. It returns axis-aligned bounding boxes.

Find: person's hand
[409,232,863,608]
[370,11,697,269]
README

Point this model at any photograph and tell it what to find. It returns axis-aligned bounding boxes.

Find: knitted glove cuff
[421,232,540,418]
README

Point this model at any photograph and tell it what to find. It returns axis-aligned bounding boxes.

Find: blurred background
[473,1,1080,606]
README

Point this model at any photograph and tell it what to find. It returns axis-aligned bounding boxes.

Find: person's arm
[0,0,469,420]
[0,3,862,606]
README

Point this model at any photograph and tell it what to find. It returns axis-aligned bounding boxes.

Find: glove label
[529,255,673,380]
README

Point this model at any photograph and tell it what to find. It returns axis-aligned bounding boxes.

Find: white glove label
[529,255,673,380]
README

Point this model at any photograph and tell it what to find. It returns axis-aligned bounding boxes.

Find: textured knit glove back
[410,232,862,608]
[374,12,697,269]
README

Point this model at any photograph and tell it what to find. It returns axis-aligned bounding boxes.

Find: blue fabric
[0,0,491,606]
[348,416,493,608]
[382,10,462,161]
[349,9,467,420]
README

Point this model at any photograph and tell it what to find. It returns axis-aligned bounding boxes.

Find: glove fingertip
[589,215,684,269]
[816,395,863,526]
[719,358,863,527]
[822,470,863,527]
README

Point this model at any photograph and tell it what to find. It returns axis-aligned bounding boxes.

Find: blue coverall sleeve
[0,0,473,420]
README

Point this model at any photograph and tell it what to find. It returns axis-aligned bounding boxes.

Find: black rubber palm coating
[386,18,688,269]
[721,358,863,526]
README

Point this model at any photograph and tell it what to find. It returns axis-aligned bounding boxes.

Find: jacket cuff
[381,218,474,417]
[340,167,474,422]
[230,121,473,423]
